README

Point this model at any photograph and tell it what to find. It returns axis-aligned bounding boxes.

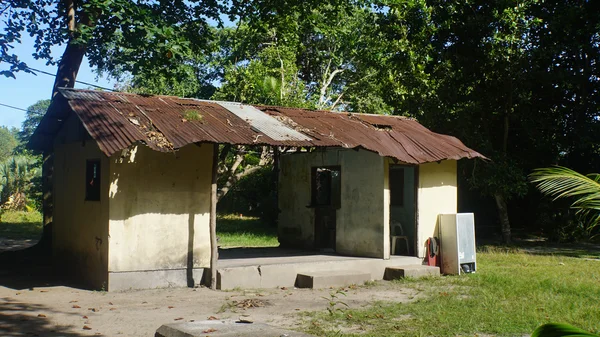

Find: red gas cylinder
[426,237,440,267]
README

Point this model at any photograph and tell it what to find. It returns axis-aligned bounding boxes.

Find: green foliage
[183,110,203,122]
[218,165,278,225]
[0,155,42,211]
[17,99,50,152]
[322,290,348,315]
[0,126,18,162]
[1,0,223,79]
[531,323,599,337]
[530,167,600,238]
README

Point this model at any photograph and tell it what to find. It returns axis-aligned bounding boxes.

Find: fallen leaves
[37,314,46,318]
[232,299,267,309]
[83,325,92,330]
[168,306,174,309]
[174,317,184,321]
[207,316,219,320]
[203,328,217,333]
[72,305,81,309]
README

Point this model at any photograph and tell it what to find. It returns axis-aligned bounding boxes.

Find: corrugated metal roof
[216,101,311,141]
[30,88,486,164]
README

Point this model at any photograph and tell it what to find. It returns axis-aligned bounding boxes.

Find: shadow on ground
[0,298,88,337]
[480,239,600,260]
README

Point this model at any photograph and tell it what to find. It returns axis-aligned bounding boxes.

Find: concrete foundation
[217,248,422,290]
[156,320,314,337]
[108,268,205,292]
[296,270,371,288]
[383,265,440,280]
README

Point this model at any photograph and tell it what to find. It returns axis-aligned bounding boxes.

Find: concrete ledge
[156,320,314,337]
[296,270,371,289]
[108,268,205,291]
[384,265,440,280]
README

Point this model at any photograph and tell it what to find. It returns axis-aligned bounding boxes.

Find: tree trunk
[38,41,87,251]
[209,144,219,289]
[494,194,511,244]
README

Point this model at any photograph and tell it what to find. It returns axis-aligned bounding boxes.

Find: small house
[30,88,484,290]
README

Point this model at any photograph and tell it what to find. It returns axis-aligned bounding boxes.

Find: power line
[24,66,115,92]
[1,61,116,92]
[0,102,28,112]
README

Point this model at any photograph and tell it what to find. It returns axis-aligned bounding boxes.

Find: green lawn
[305,246,600,337]
[0,211,278,248]
[0,210,43,239]
[217,214,279,247]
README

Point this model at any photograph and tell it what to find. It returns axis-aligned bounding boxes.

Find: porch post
[209,143,219,289]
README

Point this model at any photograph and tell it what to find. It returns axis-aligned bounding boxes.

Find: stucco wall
[417,160,457,257]
[53,115,109,289]
[107,144,213,281]
[278,148,386,258]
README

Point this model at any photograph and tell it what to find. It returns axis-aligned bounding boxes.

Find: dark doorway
[311,167,341,251]
[389,165,417,256]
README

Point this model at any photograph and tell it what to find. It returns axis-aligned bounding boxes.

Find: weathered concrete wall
[107,144,213,290]
[53,115,109,289]
[417,160,457,257]
[278,148,386,258]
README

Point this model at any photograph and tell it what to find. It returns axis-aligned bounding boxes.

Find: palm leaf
[529,166,600,212]
[531,323,598,337]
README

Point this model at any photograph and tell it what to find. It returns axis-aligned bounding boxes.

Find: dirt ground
[0,273,417,337]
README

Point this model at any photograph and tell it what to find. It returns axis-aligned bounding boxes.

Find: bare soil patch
[0,281,416,336]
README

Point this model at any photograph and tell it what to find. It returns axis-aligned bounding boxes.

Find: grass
[217,214,278,248]
[305,246,600,337]
[0,211,278,248]
[0,210,42,239]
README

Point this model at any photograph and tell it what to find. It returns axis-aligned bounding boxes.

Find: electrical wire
[1,60,115,92]
[0,102,29,112]
[23,65,115,92]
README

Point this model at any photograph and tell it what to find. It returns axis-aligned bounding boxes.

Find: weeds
[322,290,349,315]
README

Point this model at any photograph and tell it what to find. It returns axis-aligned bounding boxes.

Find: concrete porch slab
[155,320,315,337]
[384,265,440,280]
[216,248,423,290]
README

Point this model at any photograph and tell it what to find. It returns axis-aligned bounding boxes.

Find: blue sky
[0,34,114,129]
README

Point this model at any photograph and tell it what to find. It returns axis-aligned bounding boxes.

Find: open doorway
[389,165,417,256]
[311,166,341,251]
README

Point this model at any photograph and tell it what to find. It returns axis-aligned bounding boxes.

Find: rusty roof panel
[30,88,485,164]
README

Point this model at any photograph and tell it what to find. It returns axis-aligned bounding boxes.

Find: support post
[209,143,219,289]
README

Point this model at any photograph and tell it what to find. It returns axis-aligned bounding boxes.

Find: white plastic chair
[390,222,410,255]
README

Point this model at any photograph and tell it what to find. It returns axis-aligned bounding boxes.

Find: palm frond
[529,166,600,212]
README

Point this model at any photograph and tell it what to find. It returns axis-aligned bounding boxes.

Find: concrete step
[296,270,371,289]
[384,265,440,280]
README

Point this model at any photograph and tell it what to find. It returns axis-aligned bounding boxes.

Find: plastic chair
[390,223,410,255]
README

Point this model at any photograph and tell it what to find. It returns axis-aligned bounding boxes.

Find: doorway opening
[389,165,417,256]
[311,166,341,251]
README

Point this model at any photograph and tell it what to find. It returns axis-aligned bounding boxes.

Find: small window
[86,160,101,201]
[311,167,341,209]
[389,167,405,206]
